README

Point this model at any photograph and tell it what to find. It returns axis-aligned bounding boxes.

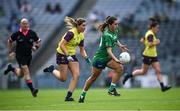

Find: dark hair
[64,16,86,29]
[148,17,159,29]
[75,18,86,26]
[98,16,117,32]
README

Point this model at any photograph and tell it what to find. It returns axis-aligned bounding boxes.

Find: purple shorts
[56,53,78,64]
[142,55,158,65]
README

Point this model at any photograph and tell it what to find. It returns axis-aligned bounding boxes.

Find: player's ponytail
[98,16,117,32]
[64,16,86,29]
[148,17,159,29]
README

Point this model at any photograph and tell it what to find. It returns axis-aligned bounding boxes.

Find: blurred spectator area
[0,0,80,74]
[85,0,180,87]
[135,0,180,21]
[1,0,180,88]
[34,0,180,88]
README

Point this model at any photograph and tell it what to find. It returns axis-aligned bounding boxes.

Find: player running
[79,16,129,103]
[123,18,171,92]
[43,16,91,101]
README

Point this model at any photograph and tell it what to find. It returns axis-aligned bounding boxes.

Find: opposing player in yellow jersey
[123,18,171,92]
[43,16,91,101]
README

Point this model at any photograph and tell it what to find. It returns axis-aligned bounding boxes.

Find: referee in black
[4,18,41,97]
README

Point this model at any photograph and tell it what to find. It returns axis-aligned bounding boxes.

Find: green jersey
[93,28,119,63]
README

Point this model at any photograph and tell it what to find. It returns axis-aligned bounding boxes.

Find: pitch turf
[0,88,180,110]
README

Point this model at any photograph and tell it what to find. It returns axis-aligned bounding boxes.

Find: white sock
[110,83,116,86]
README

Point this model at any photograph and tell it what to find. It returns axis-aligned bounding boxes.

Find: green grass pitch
[0,88,180,110]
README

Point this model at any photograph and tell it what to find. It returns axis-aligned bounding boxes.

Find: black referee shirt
[9,29,40,56]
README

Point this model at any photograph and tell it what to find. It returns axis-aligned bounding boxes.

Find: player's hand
[8,52,15,61]
[114,58,122,64]
[120,45,129,52]
[156,39,160,44]
[32,46,37,51]
[85,56,91,65]
[67,56,74,61]
[140,37,145,43]
[32,45,39,52]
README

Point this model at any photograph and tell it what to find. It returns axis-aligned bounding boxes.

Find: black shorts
[56,53,78,64]
[142,55,158,65]
[16,54,32,67]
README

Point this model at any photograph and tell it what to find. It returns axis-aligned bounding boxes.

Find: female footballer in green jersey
[43,16,91,101]
[79,16,129,103]
[123,18,171,92]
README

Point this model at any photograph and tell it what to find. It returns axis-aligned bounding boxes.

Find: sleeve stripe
[64,31,74,42]
[8,37,13,42]
[36,38,41,43]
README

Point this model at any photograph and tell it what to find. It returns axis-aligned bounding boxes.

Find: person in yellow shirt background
[43,16,91,101]
[123,18,171,92]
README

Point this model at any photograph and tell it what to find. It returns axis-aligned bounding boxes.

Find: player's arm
[32,39,41,51]
[117,40,129,52]
[147,34,160,47]
[7,38,13,54]
[60,31,73,56]
[107,47,120,63]
[140,37,145,44]
[79,40,91,65]
[60,39,68,56]
[7,33,17,54]
[79,46,87,58]
[7,35,16,60]
[78,40,87,58]
[32,32,41,51]
[105,35,120,63]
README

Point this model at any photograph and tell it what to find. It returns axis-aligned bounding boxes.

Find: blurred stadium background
[0,0,180,90]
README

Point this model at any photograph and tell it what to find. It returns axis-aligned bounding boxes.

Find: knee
[142,69,147,75]
[21,66,29,73]
[116,65,124,74]
[59,74,67,82]
[155,69,161,75]
[21,65,28,70]
[73,74,80,80]
[59,77,66,82]
[89,75,97,82]
[74,74,80,79]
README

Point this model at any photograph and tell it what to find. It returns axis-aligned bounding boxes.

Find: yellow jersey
[57,28,84,55]
[143,30,157,57]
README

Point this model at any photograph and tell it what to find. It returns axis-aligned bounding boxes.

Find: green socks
[109,83,116,91]
[81,90,86,97]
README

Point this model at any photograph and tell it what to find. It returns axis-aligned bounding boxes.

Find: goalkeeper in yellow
[43,17,91,101]
[123,18,171,92]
